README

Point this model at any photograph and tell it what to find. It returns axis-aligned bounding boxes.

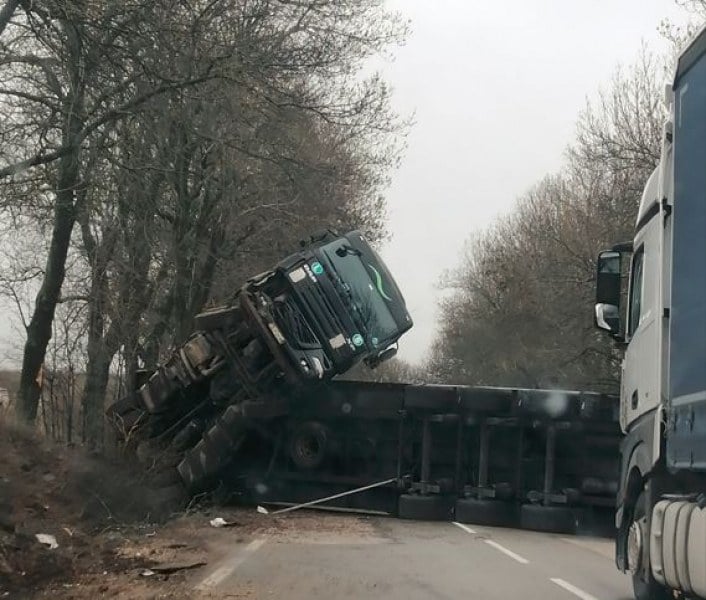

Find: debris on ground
[35,534,58,550]
[149,561,207,574]
[209,517,238,528]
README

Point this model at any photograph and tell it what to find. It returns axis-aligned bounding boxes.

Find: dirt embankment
[0,422,203,599]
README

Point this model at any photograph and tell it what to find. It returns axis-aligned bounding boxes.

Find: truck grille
[274,297,320,349]
[300,278,348,341]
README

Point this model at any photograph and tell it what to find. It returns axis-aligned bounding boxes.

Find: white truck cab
[594,25,706,600]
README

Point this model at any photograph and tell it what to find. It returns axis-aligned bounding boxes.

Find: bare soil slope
[0,422,195,598]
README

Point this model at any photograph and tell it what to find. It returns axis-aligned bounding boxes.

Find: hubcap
[627,519,644,575]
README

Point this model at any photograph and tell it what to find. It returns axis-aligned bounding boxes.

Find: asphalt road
[192,515,634,600]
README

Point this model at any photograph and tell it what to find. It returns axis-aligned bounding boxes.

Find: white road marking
[452,521,477,534]
[195,538,266,590]
[452,521,529,564]
[550,577,601,600]
[483,539,530,564]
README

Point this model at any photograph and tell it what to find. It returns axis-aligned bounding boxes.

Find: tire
[632,578,672,600]
[288,422,330,471]
[631,491,672,600]
[178,407,249,492]
[520,503,577,534]
[210,367,242,404]
[398,494,454,521]
[455,498,517,528]
[107,393,141,416]
[171,420,205,452]
[107,394,147,439]
[112,408,146,439]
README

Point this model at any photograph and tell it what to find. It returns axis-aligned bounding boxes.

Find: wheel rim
[627,519,644,575]
[292,430,324,468]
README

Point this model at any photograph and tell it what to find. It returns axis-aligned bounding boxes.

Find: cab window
[628,247,645,337]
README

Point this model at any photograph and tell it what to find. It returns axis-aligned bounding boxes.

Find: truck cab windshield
[319,240,399,346]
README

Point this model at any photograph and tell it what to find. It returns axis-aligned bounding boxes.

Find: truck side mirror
[595,250,621,335]
[595,303,620,335]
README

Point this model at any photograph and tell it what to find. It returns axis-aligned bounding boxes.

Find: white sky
[0,0,693,368]
[378,0,690,364]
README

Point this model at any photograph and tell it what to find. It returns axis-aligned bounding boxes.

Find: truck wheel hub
[627,520,644,575]
[295,436,320,460]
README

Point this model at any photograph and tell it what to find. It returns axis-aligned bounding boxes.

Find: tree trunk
[78,208,118,448]
[81,327,117,449]
[16,15,84,424]
[16,169,79,422]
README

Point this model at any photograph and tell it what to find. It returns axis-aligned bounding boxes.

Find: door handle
[631,391,639,410]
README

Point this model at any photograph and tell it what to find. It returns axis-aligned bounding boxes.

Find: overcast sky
[0,0,693,368]
[378,0,689,364]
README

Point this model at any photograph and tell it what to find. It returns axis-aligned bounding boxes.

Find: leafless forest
[0,0,408,447]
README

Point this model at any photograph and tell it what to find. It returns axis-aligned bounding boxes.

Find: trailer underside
[118,378,620,534]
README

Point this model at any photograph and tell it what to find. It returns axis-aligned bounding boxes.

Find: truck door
[621,215,661,431]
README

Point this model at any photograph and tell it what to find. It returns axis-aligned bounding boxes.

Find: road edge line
[195,538,266,590]
[452,521,477,535]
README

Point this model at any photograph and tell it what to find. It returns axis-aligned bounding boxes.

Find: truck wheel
[107,394,146,439]
[288,422,329,471]
[455,498,517,528]
[178,407,249,493]
[398,494,454,521]
[107,393,141,416]
[171,419,206,453]
[631,492,672,600]
[520,503,577,534]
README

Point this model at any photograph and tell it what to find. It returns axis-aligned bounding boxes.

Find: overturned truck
[108,230,620,532]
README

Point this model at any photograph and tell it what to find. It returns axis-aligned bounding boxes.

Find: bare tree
[430,50,664,393]
[3,1,260,426]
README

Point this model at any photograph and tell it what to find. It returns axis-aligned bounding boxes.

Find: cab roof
[636,167,659,231]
